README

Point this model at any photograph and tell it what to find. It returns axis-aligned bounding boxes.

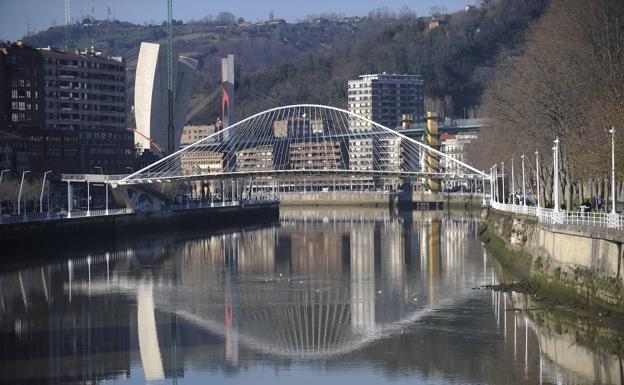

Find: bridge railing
[489,201,623,230]
[0,208,133,225]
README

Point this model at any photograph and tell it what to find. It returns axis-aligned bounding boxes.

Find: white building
[134,42,198,155]
[440,132,478,190]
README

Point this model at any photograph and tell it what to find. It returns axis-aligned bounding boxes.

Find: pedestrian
[597,195,603,210]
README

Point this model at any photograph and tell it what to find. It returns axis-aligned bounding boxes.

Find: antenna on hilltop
[90,0,95,21]
[65,0,72,50]
[107,0,111,21]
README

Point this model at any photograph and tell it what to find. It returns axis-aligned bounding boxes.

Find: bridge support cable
[184,86,222,124]
[119,105,487,187]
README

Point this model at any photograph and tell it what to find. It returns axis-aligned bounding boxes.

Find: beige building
[181,124,216,145]
[181,150,223,175]
[274,117,327,138]
[236,146,273,172]
[289,140,343,170]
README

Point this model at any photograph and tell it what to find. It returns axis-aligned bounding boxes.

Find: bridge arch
[119,104,486,185]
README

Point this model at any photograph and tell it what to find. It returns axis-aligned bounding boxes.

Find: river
[0,207,621,384]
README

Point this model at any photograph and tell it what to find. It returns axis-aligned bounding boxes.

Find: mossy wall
[481,208,624,313]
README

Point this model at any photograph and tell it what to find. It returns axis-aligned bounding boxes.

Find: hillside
[233,0,550,121]
[23,1,549,125]
[23,17,372,119]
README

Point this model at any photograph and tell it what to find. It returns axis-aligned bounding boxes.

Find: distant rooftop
[357,73,423,81]
[38,46,123,63]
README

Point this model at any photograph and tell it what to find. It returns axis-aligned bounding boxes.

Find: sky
[0,0,475,41]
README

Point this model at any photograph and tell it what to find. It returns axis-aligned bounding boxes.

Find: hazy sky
[1,0,474,41]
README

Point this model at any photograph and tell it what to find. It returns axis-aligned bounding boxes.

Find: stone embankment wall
[481,208,624,312]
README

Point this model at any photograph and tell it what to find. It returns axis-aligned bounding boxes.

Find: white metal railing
[0,208,133,225]
[166,198,279,211]
[489,200,623,230]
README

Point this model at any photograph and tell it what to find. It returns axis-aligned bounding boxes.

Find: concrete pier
[0,202,279,261]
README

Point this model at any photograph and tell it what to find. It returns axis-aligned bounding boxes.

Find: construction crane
[131,129,165,155]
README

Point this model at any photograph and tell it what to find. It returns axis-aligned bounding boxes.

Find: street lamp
[511,158,515,207]
[553,137,560,212]
[489,166,493,204]
[18,170,31,215]
[125,167,134,174]
[609,127,616,215]
[39,171,53,213]
[0,169,9,216]
[501,161,505,204]
[521,154,526,207]
[492,164,497,203]
[94,166,103,175]
[0,169,9,184]
[482,170,486,205]
[535,151,541,211]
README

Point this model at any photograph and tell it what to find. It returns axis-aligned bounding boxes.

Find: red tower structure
[221,54,235,135]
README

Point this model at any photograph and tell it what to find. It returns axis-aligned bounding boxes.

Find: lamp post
[501,162,505,204]
[39,171,52,213]
[521,154,526,207]
[94,166,103,175]
[490,167,494,206]
[0,169,9,217]
[609,127,616,214]
[535,151,541,212]
[0,169,9,184]
[86,181,90,216]
[18,170,31,215]
[608,128,619,228]
[104,176,109,215]
[125,167,134,174]
[553,138,560,212]
[511,158,515,207]
[482,170,486,205]
[493,164,497,203]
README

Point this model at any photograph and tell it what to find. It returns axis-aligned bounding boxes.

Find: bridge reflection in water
[0,207,620,385]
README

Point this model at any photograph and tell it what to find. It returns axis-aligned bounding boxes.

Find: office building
[39,47,134,173]
[348,73,424,129]
[0,41,45,131]
[0,41,134,173]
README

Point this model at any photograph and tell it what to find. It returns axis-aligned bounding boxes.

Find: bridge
[117,104,487,188]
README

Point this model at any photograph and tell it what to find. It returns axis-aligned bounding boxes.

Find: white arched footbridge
[118,104,487,187]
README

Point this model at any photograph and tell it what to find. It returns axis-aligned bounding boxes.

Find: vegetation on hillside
[473,0,624,209]
[23,1,549,126]
[230,0,549,121]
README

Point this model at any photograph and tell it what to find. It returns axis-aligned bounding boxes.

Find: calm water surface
[1,207,621,384]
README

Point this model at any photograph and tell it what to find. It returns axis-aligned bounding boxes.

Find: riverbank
[0,202,279,262]
[280,191,482,209]
[480,207,624,313]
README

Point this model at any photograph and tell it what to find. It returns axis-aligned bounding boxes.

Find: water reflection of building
[350,223,376,335]
[5,210,607,385]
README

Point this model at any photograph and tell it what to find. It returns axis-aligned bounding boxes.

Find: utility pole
[167,0,175,155]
